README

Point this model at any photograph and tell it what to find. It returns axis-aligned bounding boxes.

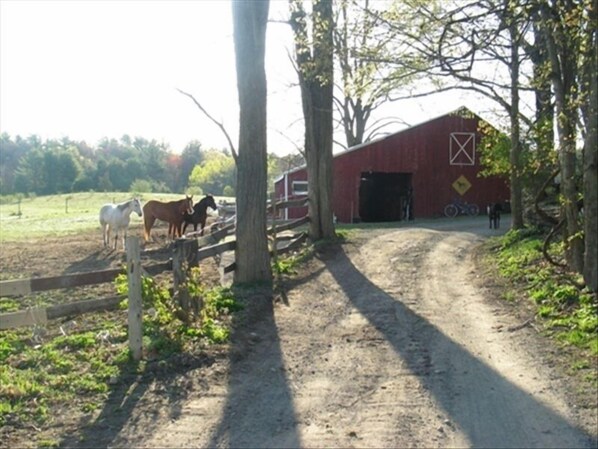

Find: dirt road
[62,216,595,448]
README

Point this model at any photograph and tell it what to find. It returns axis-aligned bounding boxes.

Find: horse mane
[116,199,135,211]
[198,194,213,205]
[172,197,192,205]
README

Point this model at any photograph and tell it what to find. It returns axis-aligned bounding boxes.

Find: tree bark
[290,0,335,241]
[582,3,597,291]
[531,19,554,165]
[508,12,524,230]
[539,1,584,273]
[232,0,272,284]
[582,85,597,291]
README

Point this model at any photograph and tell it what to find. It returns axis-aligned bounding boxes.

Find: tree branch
[176,88,238,163]
[273,128,305,159]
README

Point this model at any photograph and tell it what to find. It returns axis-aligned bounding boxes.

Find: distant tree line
[0,133,304,197]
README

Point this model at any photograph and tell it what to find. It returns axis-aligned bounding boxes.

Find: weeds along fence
[0,238,181,360]
[0,198,309,359]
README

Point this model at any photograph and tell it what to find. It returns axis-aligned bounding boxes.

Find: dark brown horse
[142,195,194,241]
[182,194,218,236]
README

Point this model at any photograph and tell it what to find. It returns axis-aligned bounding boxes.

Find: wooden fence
[0,242,175,328]
[0,198,309,359]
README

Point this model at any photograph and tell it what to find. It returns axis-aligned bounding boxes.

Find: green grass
[272,245,314,276]
[0,192,233,243]
[0,324,130,427]
[0,194,241,439]
[0,234,241,440]
[0,269,244,432]
[487,227,597,356]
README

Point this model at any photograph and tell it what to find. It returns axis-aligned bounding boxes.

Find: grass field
[0,192,232,243]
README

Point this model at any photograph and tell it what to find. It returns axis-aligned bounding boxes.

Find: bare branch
[176,88,238,163]
[364,116,409,142]
[332,137,348,151]
[273,128,305,159]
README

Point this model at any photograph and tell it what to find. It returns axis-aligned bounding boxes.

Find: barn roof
[274,106,491,183]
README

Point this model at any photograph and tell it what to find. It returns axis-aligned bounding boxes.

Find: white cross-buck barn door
[449,132,476,166]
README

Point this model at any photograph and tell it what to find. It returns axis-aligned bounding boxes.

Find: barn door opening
[359,172,413,222]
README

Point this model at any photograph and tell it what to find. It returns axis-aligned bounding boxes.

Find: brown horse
[142,195,194,241]
[182,194,218,236]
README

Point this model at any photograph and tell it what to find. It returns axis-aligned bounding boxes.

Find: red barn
[274,107,510,223]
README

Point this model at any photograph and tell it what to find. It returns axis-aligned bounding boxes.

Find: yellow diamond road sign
[452,175,472,195]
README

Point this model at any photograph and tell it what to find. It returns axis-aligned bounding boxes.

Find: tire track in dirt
[278,262,442,448]
[356,226,592,448]
[261,230,459,447]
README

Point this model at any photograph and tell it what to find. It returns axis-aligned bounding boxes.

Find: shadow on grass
[58,353,216,449]
[62,250,117,275]
[63,236,174,278]
[324,245,594,448]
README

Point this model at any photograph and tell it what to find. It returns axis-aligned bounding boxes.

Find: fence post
[173,238,200,321]
[126,236,143,360]
[271,192,278,271]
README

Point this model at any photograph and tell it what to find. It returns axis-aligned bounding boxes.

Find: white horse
[99,198,143,250]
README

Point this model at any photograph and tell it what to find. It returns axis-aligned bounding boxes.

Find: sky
[0,0,498,156]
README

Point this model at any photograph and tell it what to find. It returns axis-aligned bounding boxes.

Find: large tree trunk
[533,23,554,160]
[582,77,597,291]
[582,5,597,291]
[290,0,335,241]
[540,1,584,273]
[509,16,524,230]
[308,78,335,239]
[232,0,272,284]
[558,121,584,272]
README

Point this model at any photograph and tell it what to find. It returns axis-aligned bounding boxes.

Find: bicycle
[444,198,480,218]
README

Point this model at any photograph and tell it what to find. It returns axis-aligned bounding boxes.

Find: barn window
[449,132,476,166]
[292,181,308,195]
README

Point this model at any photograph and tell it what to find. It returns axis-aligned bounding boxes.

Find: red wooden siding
[273,171,309,219]
[274,108,510,222]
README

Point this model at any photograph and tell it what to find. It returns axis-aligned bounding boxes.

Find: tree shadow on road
[207,286,301,448]
[325,246,594,448]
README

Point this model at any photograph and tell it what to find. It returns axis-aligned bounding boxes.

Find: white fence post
[126,236,143,360]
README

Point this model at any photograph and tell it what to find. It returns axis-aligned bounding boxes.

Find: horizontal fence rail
[0,207,310,355]
[222,232,308,275]
[0,261,172,298]
[0,296,125,330]
[0,257,173,331]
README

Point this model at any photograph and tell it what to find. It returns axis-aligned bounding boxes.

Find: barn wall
[405,112,509,220]
[273,171,308,219]
[273,109,510,223]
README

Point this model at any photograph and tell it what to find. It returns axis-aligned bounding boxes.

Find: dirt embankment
[2,217,596,448]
